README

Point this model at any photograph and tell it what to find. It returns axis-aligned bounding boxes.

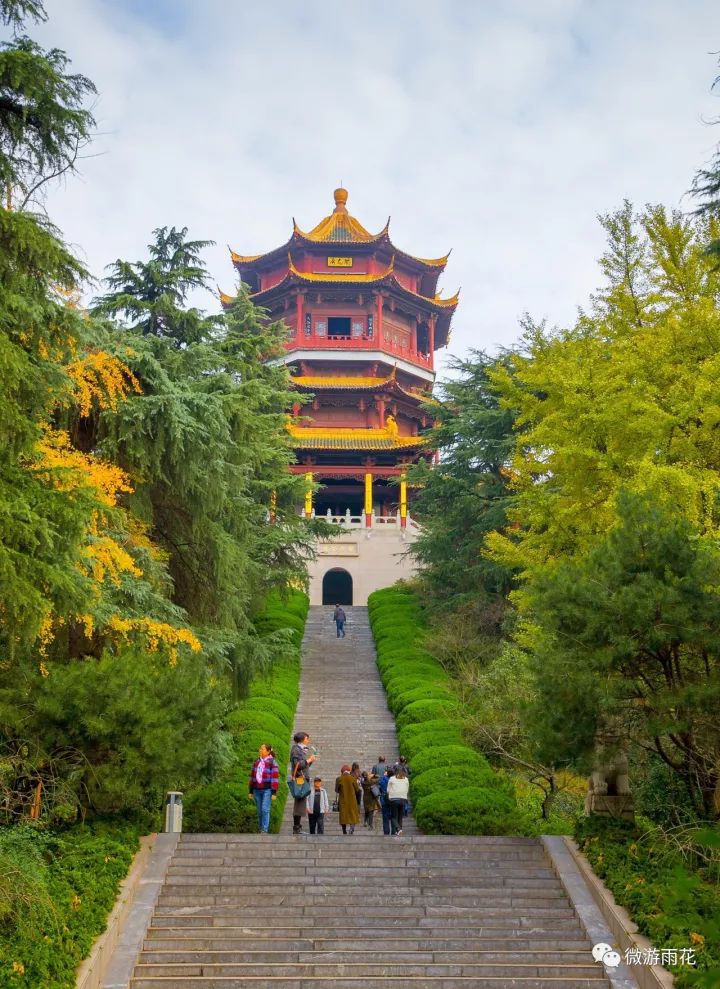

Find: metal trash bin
[164,791,183,833]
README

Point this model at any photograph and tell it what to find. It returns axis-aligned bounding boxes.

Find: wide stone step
[156,896,573,912]
[141,944,592,967]
[151,914,586,931]
[133,961,604,977]
[132,980,608,989]
[144,937,594,952]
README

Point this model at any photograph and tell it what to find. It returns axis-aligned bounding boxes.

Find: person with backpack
[361,771,381,830]
[333,604,346,638]
[378,767,394,836]
[289,731,316,835]
[247,742,279,834]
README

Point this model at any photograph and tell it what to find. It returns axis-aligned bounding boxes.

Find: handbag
[370,783,381,799]
[287,762,311,799]
[331,798,339,812]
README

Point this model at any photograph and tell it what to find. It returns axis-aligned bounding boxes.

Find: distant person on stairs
[248,742,279,834]
[306,777,329,834]
[333,604,346,637]
[335,764,361,834]
[372,755,387,778]
[290,732,316,835]
[387,769,409,836]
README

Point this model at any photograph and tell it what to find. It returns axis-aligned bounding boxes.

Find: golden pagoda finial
[333,187,348,213]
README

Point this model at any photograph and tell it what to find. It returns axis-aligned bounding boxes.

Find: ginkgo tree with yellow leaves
[486,203,720,817]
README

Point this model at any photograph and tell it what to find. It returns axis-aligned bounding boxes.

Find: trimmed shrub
[383,667,444,701]
[411,761,498,802]
[411,745,488,777]
[398,721,464,760]
[368,585,518,835]
[227,708,289,739]
[395,699,457,732]
[241,696,295,727]
[182,782,256,833]
[415,787,520,835]
[386,682,455,713]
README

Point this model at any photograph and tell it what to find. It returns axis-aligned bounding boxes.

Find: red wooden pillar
[428,315,435,361]
[296,291,304,342]
[376,396,386,428]
[376,293,384,340]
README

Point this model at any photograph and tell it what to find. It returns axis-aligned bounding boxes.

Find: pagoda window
[314,318,327,337]
[328,316,351,339]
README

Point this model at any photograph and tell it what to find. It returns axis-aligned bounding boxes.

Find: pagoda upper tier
[224,188,458,367]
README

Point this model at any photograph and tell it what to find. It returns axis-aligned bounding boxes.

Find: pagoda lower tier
[287,355,433,526]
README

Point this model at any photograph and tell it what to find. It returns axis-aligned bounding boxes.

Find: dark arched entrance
[322,568,353,606]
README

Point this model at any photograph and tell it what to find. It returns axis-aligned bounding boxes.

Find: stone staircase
[132,833,609,987]
[124,607,617,987]
[283,604,418,834]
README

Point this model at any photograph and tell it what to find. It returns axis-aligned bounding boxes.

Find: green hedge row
[183,591,308,833]
[0,820,140,989]
[368,586,519,835]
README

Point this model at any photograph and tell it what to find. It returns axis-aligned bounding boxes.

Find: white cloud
[32,0,720,376]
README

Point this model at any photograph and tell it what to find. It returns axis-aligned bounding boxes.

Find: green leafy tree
[0,0,95,209]
[92,228,313,681]
[530,493,720,819]
[408,351,516,613]
[486,203,720,813]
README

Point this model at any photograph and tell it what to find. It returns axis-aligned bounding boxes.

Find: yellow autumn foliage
[66,349,141,417]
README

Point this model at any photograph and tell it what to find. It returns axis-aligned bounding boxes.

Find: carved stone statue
[585,734,634,820]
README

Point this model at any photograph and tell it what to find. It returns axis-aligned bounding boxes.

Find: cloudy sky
[31,0,720,375]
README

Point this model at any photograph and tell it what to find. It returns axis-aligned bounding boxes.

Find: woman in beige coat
[335,764,361,835]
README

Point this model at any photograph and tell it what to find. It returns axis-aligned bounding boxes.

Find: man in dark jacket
[333,604,346,638]
[378,768,394,836]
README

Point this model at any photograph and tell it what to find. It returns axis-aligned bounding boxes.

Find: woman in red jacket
[248,743,279,833]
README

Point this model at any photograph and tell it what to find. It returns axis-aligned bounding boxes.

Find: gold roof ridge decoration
[293,187,390,244]
[229,188,452,275]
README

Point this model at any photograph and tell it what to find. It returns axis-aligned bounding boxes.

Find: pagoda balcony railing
[286,334,434,370]
[301,509,420,530]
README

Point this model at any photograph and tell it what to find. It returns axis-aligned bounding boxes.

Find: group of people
[248,733,411,837]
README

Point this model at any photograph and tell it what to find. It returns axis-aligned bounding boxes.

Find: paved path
[283,605,418,836]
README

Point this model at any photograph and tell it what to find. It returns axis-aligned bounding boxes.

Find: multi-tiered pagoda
[225,188,458,604]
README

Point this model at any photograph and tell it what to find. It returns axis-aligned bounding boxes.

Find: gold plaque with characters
[327,256,353,267]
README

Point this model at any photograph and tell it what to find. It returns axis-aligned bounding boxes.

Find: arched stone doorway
[322,568,353,606]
